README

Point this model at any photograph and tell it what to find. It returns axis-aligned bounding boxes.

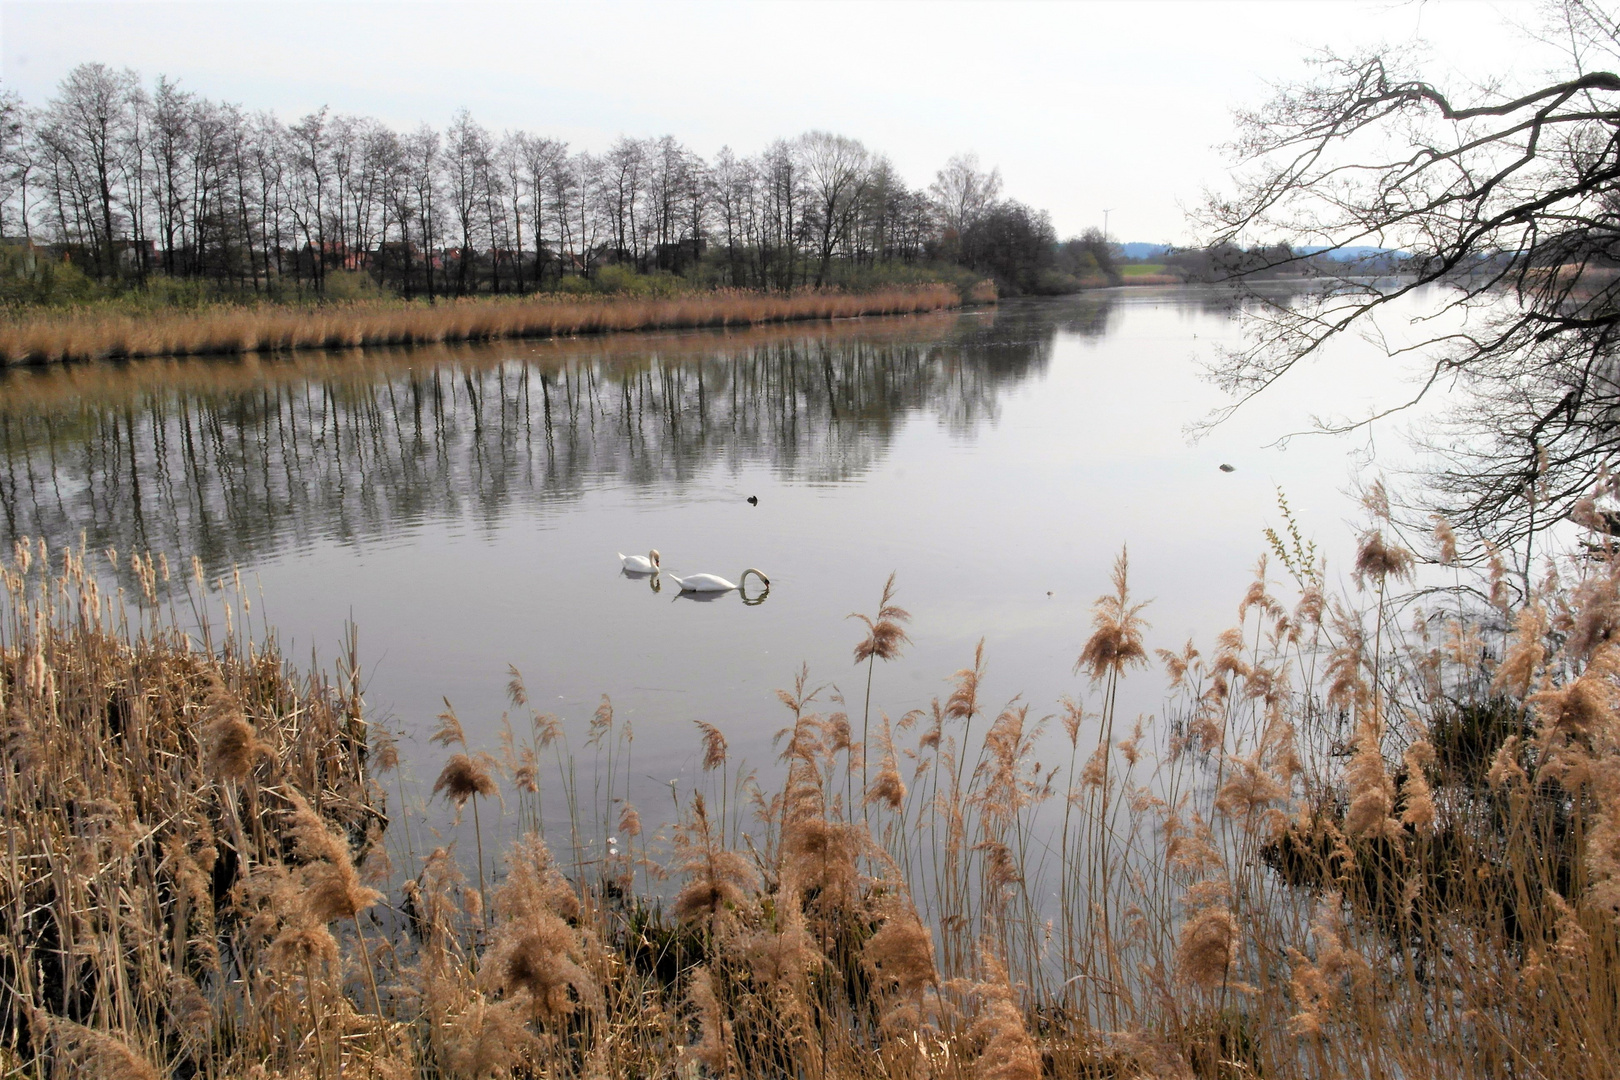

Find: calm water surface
[0,287,1431,848]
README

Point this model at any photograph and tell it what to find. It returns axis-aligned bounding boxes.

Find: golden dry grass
[0,285,966,366]
[3,513,1620,1079]
[0,306,966,415]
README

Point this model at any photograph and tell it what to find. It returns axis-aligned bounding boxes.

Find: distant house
[115,238,157,271]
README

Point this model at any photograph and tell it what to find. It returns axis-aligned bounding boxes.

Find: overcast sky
[0,0,1556,243]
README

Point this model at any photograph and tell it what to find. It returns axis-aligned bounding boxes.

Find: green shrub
[0,244,98,307]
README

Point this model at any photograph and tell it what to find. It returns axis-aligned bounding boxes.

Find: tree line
[0,63,1079,300]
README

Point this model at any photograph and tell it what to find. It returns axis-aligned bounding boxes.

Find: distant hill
[1115,242,1406,262]
[1296,245,1407,261]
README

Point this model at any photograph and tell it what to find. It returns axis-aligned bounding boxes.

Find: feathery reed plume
[1495,605,1548,698]
[1175,878,1239,991]
[972,704,1046,903]
[1214,745,1290,825]
[506,664,529,708]
[588,693,614,747]
[31,1013,162,1080]
[264,919,340,982]
[1361,478,1392,522]
[684,966,734,1075]
[865,715,907,811]
[433,753,499,810]
[1352,529,1414,589]
[431,698,468,748]
[1568,569,1620,661]
[1076,546,1150,682]
[852,572,912,798]
[372,725,401,773]
[672,792,758,924]
[1237,555,1284,624]
[1343,720,1401,841]
[1158,640,1200,691]
[272,786,383,1045]
[852,572,912,665]
[946,639,987,724]
[1284,892,1370,1037]
[696,720,729,771]
[1324,603,1371,714]
[781,785,861,912]
[1531,657,1620,754]
[618,801,642,839]
[1399,740,1438,831]
[739,883,824,992]
[479,833,600,1021]
[968,951,1041,1080]
[166,971,214,1053]
[1433,515,1459,565]
[437,996,543,1080]
[284,791,383,923]
[202,677,272,784]
[433,743,499,923]
[862,890,937,995]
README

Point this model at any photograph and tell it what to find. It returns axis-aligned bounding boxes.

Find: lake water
[0,286,1435,855]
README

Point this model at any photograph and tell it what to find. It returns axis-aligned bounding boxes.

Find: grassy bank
[4,506,1618,1078]
[1117,264,1185,285]
[0,284,978,367]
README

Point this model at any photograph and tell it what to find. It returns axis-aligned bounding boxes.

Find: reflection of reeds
[0,285,963,366]
[0,306,971,413]
[7,518,1620,1078]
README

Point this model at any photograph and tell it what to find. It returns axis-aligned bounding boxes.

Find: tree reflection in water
[0,300,1105,585]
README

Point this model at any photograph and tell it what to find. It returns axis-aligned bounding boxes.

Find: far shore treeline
[0,63,1134,306]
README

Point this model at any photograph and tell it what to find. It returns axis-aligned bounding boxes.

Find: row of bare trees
[0,64,1014,297]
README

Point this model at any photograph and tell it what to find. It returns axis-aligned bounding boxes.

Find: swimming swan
[619,549,661,574]
[668,568,770,593]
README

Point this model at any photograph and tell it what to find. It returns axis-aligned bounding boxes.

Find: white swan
[668,568,770,593]
[618,549,661,574]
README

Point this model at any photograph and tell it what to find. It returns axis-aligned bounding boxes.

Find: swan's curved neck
[740,568,769,587]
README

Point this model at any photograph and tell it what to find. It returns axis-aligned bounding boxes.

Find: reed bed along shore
[0,306,966,412]
[5,493,1620,1078]
[0,285,971,367]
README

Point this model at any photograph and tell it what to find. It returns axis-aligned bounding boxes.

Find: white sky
[0,0,1557,243]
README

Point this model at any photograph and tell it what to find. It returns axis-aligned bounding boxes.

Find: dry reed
[0,285,965,367]
[5,511,1620,1079]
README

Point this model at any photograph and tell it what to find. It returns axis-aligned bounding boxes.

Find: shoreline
[0,283,978,368]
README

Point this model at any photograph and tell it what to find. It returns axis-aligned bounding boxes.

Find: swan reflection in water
[672,582,770,606]
[615,567,665,593]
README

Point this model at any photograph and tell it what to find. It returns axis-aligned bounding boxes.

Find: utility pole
[1102,208,1114,244]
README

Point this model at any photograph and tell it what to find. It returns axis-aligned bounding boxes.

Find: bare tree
[444,109,492,295]
[250,112,289,285]
[515,133,567,286]
[602,137,645,267]
[40,63,140,277]
[760,139,802,289]
[708,146,750,285]
[1201,0,1620,565]
[930,151,1001,243]
[288,107,332,291]
[0,90,29,239]
[404,123,441,299]
[570,151,604,277]
[798,131,870,286]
